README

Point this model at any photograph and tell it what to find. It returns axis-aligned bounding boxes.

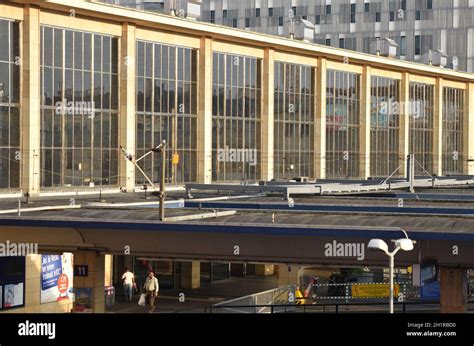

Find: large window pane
[442,87,464,175]
[370,76,400,177]
[409,82,434,175]
[326,69,361,178]
[212,52,261,182]
[41,26,119,187]
[0,19,20,189]
[135,40,198,185]
[273,61,315,179]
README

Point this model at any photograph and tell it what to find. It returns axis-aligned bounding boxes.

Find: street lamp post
[159,140,167,221]
[389,253,395,313]
[368,232,414,314]
[151,140,167,221]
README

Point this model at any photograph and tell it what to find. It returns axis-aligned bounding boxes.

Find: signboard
[74,265,89,277]
[172,153,180,165]
[351,284,400,298]
[3,282,24,308]
[74,288,93,313]
[41,255,62,291]
[0,257,26,310]
[41,253,74,304]
[420,261,440,300]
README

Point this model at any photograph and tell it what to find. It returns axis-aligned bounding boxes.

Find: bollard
[98,189,106,203]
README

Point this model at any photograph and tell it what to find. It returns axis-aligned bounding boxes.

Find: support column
[24,254,42,313]
[21,5,41,195]
[399,72,410,176]
[261,48,275,181]
[197,37,213,183]
[433,77,443,176]
[315,58,327,179]
[278,265,303,287]
[440,267,467,313]
[119,23,136,191]
[73,252,106,313]
[180,261,200,289]
[360,66,371,179]
[104,254,113,287]
[464,83,474,175]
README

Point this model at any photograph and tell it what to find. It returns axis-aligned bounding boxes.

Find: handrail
[208,300,474,314]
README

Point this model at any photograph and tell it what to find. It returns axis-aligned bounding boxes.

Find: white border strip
[0,205,82,215]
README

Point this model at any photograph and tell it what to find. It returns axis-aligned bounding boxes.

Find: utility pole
[157,140,167,221]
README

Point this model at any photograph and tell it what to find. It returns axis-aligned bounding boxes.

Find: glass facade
[442,87,464,175]
[212,52,261,182]
[326,70,360,178]
[0,19,20,189]
[370,76,400,177]
[409,82,434,175]
[274,62,314,179]
[40,26,119,187]
[135,41,197,184]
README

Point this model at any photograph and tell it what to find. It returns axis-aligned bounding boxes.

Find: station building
[0,0,473,315]
[0,0,473,195]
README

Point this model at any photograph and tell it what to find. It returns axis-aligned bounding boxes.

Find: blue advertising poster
[41,254,74,304]
[41,255,62,291]
[420,262,440,300]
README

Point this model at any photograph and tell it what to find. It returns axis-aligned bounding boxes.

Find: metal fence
[210,279,474,313]
[210,301,453,314]
[212,285,297,313]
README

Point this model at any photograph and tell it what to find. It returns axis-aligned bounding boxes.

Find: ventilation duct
[370,37,398,58]
[187,0,202,20]
[422,49,448,68]
[288,19,314,42]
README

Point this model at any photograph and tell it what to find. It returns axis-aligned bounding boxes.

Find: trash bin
[105,286,115,308]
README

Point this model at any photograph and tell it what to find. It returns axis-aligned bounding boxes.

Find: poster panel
[41,253,74,304]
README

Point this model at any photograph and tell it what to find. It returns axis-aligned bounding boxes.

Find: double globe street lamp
[368,230,414,314]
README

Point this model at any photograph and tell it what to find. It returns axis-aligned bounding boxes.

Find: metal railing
[209,300,474,314]
[212,285,296,314]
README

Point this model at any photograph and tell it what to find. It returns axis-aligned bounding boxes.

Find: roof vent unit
[370,38,398,58]
[185,0,202,20]
[422,49,448,68]
[290,19,315,42]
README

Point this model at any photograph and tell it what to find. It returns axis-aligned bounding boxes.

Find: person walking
[121,267,135,303]
[143,271,159,313]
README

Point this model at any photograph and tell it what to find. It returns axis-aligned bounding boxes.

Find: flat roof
[1,189,474,241]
